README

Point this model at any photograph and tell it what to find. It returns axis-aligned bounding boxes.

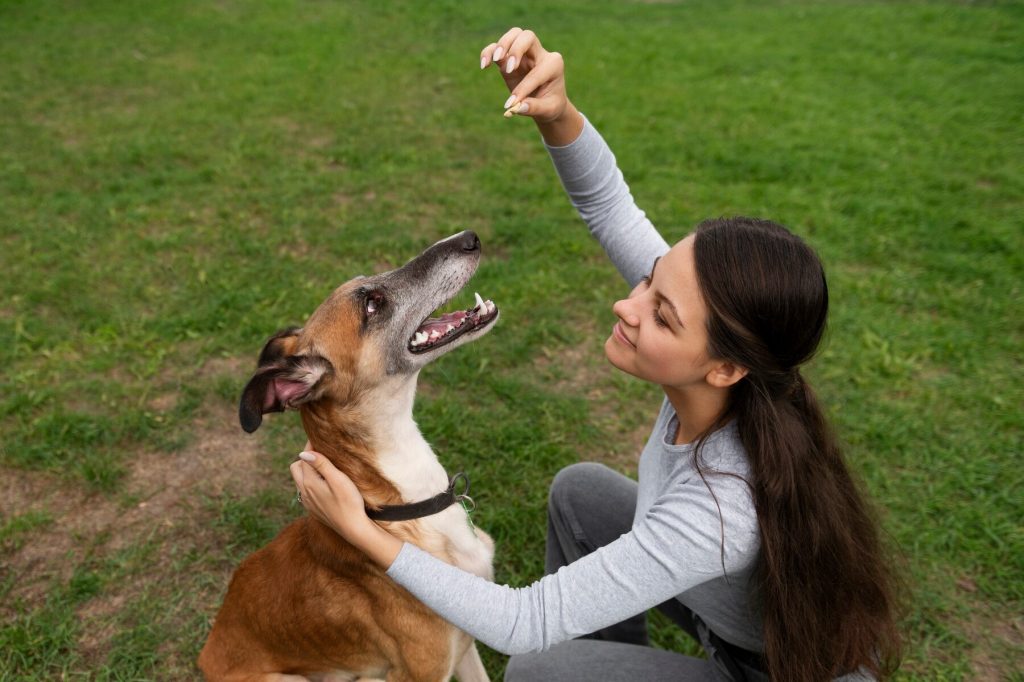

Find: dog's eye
[365,292,384,316]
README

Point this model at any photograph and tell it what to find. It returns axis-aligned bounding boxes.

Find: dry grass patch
[0,394,283,666]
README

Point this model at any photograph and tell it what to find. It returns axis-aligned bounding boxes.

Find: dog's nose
[460,231,481,252]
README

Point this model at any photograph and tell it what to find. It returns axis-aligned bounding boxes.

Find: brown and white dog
[198,231,498,681]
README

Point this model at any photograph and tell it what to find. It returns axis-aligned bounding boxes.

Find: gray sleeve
[386,478,759,656]
[545,115,670,287]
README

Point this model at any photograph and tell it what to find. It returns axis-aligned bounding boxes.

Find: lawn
[1,0,1021,679]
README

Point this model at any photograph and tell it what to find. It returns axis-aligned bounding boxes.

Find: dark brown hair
[692,217,901,681]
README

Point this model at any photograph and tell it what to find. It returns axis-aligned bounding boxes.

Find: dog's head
[238,230,499,433]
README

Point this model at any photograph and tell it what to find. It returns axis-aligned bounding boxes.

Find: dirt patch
[201,355,250,378]
[147,391,179,412]
[960,599,1024,681]
[0,397,276,619]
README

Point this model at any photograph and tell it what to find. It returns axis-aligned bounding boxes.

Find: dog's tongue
[418,310,467,336]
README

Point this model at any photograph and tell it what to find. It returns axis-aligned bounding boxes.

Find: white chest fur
[363,375,495,580]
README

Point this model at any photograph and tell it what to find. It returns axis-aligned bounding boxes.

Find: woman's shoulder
[699,420,750,475]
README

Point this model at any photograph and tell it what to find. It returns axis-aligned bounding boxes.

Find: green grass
[1,0,1021,679]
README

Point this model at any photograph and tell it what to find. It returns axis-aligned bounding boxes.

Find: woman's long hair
[693,217,901,680]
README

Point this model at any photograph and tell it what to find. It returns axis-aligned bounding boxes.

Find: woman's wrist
[356,521,404,570]
[536,102,584,147]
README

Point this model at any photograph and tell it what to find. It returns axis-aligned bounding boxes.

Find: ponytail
[733,372,900,680]
[692,218,902,681]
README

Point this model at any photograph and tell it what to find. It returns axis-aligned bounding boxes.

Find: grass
[1,0,1021,679]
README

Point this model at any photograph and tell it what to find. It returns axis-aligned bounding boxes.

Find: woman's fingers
[296,451,364,510]
[503,29,539,74]
[482,27,539,74]
[289,459,304,491]
[504,51,561,108]
[494,27,523,61]
[504,56,566,122]
[479,42,498,69]
[299,450,333,480]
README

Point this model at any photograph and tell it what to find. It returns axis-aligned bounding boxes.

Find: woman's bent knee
[548,462,616,511]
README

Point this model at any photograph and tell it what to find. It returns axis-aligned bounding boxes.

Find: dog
[198,231,498,681]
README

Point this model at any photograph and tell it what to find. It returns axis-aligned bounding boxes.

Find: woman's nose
[612,298,640,326]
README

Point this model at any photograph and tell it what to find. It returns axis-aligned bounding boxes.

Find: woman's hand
[480,27,584,146]
[290,451,402,569]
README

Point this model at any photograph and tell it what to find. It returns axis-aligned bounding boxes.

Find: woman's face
[604,235,718,389]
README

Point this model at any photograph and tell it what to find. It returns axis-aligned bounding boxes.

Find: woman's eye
[652,308,668,328]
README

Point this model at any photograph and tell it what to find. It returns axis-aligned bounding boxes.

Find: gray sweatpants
[504,462,767,682]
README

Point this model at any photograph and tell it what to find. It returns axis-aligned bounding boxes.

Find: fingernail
[503,94,517,109]
[493,46,504,61]
[505,56,516,73]
[516,102,529,114]
[299,451,315,462]
[480,56,488,70]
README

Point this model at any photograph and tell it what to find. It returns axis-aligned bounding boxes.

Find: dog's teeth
[445,324,455,333]
[429,329,441,340]
[486,300,495,314]
[474,292,485,311]
[412,331,428,346]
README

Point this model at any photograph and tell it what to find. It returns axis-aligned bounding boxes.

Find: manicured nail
[503,94,517,109]
[516,101,529,114]
[299,451,315,462]
[480,56,488,69]
[493,46,504,61]
[505,56,516,73]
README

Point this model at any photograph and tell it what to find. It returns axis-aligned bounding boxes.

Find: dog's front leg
[453,642,489,682]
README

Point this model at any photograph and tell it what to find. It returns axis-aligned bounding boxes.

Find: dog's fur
[199,232,498,681]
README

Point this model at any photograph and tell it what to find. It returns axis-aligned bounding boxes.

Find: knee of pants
[548,461,614,518]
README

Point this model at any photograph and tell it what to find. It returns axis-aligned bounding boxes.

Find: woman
[291,28,901,682]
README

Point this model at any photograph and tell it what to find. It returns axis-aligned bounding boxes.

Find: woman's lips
[612,322,636,349]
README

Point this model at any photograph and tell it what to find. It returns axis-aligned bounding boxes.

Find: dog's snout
[460,231,481,253]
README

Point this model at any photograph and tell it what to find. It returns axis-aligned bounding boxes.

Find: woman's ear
[705,361,748,389]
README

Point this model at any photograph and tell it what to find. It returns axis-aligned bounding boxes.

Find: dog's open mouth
[408,292,498,353]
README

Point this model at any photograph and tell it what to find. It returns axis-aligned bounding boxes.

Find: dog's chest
[417,508,495,581]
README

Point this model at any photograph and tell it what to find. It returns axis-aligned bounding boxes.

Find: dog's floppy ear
[239,328,333,433]
[256,327,302,367]
[239,354,333,433]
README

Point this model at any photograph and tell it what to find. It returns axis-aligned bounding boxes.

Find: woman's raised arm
[482,28,669,286]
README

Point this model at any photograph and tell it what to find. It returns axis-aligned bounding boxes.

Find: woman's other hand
[290,450,402,569]
[480,28,584,146]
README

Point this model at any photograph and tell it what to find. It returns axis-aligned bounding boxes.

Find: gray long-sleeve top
[386,116,763,656]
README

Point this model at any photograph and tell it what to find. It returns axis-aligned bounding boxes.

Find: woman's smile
[612,321,636,349]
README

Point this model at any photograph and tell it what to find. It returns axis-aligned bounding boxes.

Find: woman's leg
[504,639,719,682]
[510,461,749,681]
[543,461,703,643]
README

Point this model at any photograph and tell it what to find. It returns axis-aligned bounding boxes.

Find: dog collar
[366,471,474,522]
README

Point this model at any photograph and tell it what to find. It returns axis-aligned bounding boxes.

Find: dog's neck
[301,372,448,512]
